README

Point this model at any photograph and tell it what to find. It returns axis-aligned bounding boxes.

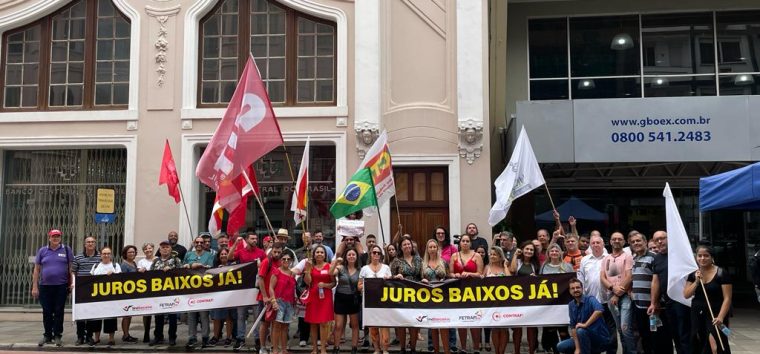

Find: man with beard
[230,232,266,351]
[466,223,489,251]
[600,232,634,354]
[556,278,611,354]
[649,231,691,354]
[500,231,517,263]
[155,231,187,260]
[312,230,334,261]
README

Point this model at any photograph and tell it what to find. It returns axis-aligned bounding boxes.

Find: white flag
[488,126,545,226]
[663,183,698,307]
[290,137,310,224]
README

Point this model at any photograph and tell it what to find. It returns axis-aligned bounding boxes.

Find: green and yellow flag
[330,168,378,219]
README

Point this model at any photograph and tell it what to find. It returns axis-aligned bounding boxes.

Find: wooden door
[390,167,449,249]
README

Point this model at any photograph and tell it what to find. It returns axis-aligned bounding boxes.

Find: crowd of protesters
[33,212,734,354]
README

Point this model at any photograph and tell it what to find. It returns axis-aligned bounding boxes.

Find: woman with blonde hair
[421,239,450,354]
[483,246,510,354]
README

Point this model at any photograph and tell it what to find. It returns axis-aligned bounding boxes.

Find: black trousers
[154,313,178,341]
[659,302,691,354]
[87,318,117,334]
[39,284,67,338]
[632,306,655,354]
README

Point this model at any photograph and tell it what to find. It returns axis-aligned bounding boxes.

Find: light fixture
[651,77,669,87]
[577,79,596,90]
[734,74,755,86]
[610,33,634,50]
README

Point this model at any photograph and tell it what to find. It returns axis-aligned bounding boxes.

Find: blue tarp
[699,162,760,211]
[535,196,607,222]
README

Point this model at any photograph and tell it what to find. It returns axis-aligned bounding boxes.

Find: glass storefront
[197,144,336,250]
[0,148,127,306]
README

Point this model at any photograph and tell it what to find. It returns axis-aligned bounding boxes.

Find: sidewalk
[1,308,758,353]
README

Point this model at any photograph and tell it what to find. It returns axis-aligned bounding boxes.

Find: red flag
[290,137,309,224]
[227,166,257,233]
[196,55,283,211]
[159,139,181,203]
[208,197,224,236]
[208,166,258,235]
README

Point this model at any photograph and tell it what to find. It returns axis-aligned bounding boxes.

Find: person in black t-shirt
[649,231,691,354]
[684,244,732,354]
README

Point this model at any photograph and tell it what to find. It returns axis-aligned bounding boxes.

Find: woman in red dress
[304,245,335,354]
[449,234,484,354]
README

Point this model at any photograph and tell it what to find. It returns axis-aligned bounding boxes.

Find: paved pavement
[0,307,759,353]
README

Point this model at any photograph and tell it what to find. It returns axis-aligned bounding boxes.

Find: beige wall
[0,0,492,247]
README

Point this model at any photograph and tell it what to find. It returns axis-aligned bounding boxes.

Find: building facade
[491,0,760,302]
[0,0,491,307]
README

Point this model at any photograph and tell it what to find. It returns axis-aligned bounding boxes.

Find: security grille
[0,148,126,306]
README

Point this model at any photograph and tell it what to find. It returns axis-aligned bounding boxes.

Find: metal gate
[0,148,126,306]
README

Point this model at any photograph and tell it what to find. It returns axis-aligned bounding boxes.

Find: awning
[535,196,607,221]
[699,162,760,211]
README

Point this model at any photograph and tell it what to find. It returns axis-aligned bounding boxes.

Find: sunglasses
[371,251,382,255]
[281,257,292,261]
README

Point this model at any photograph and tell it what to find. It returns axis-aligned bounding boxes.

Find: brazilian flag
[330,168,378,219]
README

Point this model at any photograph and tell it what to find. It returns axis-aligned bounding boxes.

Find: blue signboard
[94,213,116,224]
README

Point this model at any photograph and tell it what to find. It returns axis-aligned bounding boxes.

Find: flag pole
[241,170,277,237]
[176,183,194,238]
[393,196,403,235]
[699,279,726,351]
[369,171,386,245]
[543,184,557,211]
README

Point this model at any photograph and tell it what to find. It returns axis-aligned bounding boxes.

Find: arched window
[199,0,336,107]
[0,0,130,110]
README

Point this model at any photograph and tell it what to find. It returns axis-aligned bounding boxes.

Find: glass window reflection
[641,12,714,75]
[570,15,640,77]
[716,11,760,74]
[529,18,567,79]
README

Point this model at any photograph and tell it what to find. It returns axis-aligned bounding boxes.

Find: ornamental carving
[354,121,380,159]
[458,118,483,164]
[145,5,181,87]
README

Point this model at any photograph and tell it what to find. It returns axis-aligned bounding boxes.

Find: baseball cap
[263,236,273,243]
[48,229,62,237]
[159,240,171,246]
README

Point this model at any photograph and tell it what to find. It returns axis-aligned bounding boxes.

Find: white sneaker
[259,348,268,354]
[299,341,307,347]
[382,351,390,354]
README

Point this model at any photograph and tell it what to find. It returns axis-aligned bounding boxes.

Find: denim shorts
[275,299,294,323]
[210,307,237,321]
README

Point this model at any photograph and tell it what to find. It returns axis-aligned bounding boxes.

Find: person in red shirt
[229,232,266,351]
[231,232,266,265]
[258,242,283,354]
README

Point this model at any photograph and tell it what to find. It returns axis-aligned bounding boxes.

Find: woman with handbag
[304,245,336,354]
[331,247,364,354]
[359,245,393,354]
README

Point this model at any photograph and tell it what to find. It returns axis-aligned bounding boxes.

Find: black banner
[362,274,575,328]
[74,263,257,304]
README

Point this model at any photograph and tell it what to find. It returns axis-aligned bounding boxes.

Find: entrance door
[390,167,448,249]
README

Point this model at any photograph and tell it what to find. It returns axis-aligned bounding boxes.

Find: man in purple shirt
[32,229,73,347]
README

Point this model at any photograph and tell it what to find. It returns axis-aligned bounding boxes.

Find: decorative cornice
[145,5,181,87]
[354,121,380,159]
[458,118,483,164]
